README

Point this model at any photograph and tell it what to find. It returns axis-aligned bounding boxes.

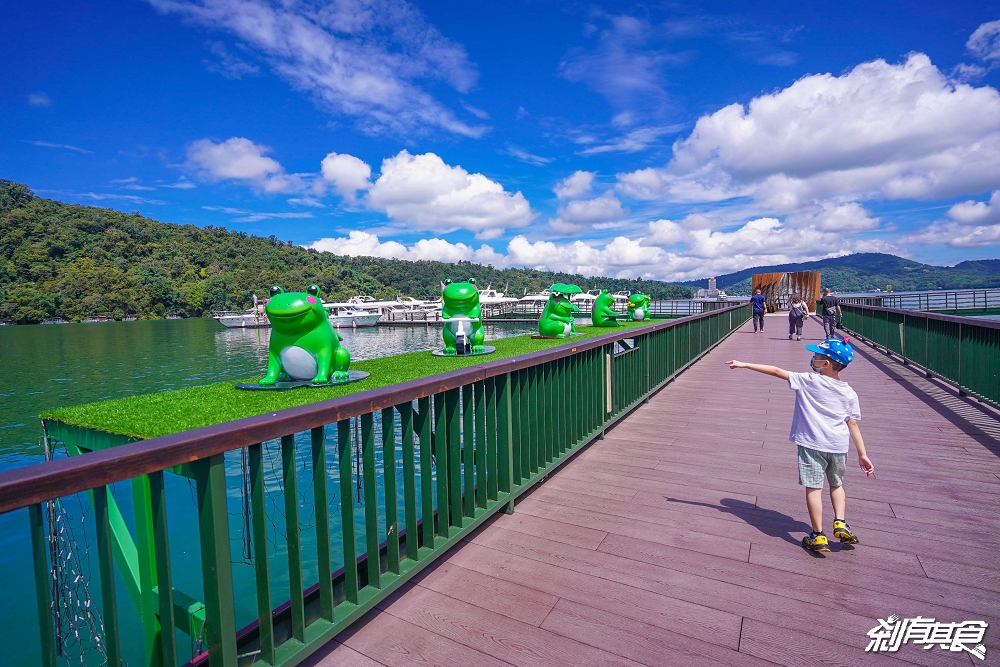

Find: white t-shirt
[787,372,861,454]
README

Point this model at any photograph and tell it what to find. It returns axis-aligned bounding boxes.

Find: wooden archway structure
[751,271,821,312]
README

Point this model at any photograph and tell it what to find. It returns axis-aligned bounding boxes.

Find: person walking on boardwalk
[725,337,874,552]
[750,288,766,333]
[818,288,842,338]
[787,293,808,341]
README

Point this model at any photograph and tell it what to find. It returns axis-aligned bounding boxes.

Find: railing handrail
[839,286,1000,299]
[0,304,748,515]
[839,302,1000,330]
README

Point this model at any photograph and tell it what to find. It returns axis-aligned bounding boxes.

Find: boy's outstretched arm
[725,360,790,381]
[847,418,874,476]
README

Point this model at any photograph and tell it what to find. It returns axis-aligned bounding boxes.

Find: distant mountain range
[678,253,1000,295]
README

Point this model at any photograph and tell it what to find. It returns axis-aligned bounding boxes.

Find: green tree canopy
[0,182,692,323]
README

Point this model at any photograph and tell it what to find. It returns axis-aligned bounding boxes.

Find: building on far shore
[695,277,722,299]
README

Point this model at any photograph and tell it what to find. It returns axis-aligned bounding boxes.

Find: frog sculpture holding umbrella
[537,283,583,338]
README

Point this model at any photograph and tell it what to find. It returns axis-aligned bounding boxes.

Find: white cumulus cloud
[321,152,372,199]
[968,19,1000,63]
[554,171,595,200]
[551,191,627,235]
[617,54,1000,212]
[947,190,1000,225]
[367,151,533,239]
[186,137,306,193]
[306,231,504,264]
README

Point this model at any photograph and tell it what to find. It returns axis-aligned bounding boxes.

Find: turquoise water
[0,318,536,666]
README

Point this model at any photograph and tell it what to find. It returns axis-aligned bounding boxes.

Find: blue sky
[3,1,1000,281]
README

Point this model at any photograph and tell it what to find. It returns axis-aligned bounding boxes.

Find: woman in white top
[788,293,808,341]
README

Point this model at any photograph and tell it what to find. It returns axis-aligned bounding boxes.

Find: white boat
[346,295,404,311]
[478,286,519,306]
[214,310,270,328]
[324,304,381,328]
[397,296,428,308]
[611,290,632,308]
[570,289,600,306]
[517,289,550,305]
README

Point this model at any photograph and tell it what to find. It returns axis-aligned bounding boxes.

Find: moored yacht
[478,285,519,306]
[324,304,381,328]
[214,310,269,328]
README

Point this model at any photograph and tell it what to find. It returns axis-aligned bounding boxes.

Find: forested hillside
[679,253,1000,295]
[0,181,690,323]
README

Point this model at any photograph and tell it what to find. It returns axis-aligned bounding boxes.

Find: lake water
[0,318,537,471]
[0,318,537,666]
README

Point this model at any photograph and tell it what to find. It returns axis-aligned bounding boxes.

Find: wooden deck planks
[315,316,1000,666]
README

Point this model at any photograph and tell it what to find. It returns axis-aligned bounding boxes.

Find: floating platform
[40,322,652,442]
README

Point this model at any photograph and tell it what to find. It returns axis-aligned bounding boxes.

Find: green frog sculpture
[439,278,489,356]
[591,289,622,327]
[538,283,582,337]
[627,293,651,321]
[244,285,363,389]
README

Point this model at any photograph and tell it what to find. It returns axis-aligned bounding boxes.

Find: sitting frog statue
[591,289,622,327]
[627,293,651,322]
[441,278,485,355]
[260,285,351,385]
[539,283,581,337]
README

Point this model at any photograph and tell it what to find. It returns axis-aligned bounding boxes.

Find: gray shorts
[797,445,846,488]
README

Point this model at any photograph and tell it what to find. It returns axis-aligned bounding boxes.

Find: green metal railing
[841,303,1000,406]
[837,287,1000,314]
[0,303,749,667]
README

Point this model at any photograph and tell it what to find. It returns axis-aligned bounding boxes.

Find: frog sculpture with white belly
[259,285,351,385]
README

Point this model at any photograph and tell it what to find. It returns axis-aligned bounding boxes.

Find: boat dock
[3,303,998,666]
[304,314,1000,666]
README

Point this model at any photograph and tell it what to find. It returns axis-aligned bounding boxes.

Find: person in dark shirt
[818,288,842,338]
[750,288,766,333]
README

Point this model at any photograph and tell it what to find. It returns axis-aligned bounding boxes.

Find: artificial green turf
[42,322,651,439]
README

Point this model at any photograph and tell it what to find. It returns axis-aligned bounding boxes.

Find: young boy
[726,337,875,552]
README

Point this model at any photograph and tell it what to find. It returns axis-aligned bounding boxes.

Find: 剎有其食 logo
[866,614,988,660]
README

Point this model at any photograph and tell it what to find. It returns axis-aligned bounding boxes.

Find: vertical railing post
[29,504,57,667]
[397,402,419,561]
[474,381,487,509]
[381,408,400,574]
[337,419,359,606]
[446,389,462,528]
[462,385,475,518]
[311,426,335,622]
[958,322,967,396]
[433,393,449,539]
[194,455,237,667]
[248,443,274,663]
[416,396,435,549]
[131,474,160,667]
[497,372,515,514]
[149,470,178,667]
[485,377,499,502]
[94,486,122,667]
[360,414,380,589]
[281,435,306,642]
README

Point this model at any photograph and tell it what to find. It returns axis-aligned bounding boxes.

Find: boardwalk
[305,315,1000,666]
